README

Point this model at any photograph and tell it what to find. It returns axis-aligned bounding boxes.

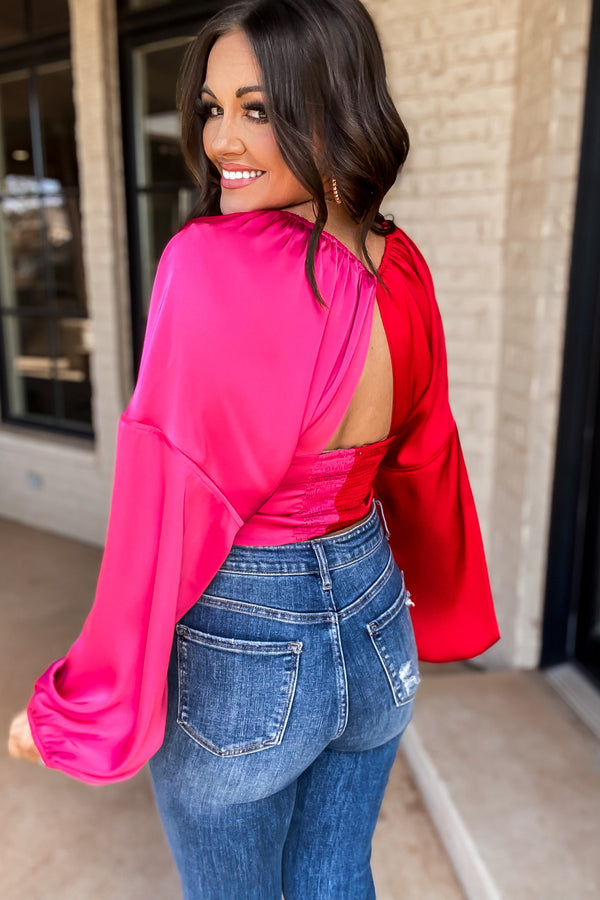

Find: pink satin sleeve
[28,419,242,783]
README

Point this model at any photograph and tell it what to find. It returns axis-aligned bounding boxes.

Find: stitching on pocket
[366,586,420,707]
[176,625,303,757]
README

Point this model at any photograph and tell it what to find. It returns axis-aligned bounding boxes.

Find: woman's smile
[220,164,267,189]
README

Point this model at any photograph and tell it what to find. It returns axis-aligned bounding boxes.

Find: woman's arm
[374,231,499,662]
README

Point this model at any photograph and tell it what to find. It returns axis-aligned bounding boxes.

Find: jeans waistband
[218,498,390,577]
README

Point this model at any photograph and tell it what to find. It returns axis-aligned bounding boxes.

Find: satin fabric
[27,209,499,784]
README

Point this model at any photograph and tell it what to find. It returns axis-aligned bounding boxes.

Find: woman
[9,1,499,897]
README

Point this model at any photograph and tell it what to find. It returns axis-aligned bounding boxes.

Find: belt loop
[374,498,390,540]
[310,541,332,591]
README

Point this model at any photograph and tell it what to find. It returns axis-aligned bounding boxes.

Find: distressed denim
[148,498,420,900]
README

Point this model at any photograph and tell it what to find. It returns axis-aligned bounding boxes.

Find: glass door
[119,7,207,372]
[542,0,600,686]
[574,274,600,682]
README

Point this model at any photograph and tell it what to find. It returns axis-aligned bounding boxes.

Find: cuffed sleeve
[27,417,242,783]
[374,426,499,661]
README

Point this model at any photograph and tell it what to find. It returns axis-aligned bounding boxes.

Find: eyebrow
[200,84,264,98]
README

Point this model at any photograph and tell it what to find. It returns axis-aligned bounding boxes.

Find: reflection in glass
[133,37,193,187]
[1,182,46,309]
[1,178,85,314]
[0,1,69,46]
[4,314,55,417]
[138,188,196,315]
[0,74,34,179]
[0,4,27,48]
[125,0,176,10]
[132,37,196,319]
[0,61,91,431]
[31,0,70,36]
[58,317,92,423]
[37,63,79,187]
[42,192,86,314]
[3,312,91,422]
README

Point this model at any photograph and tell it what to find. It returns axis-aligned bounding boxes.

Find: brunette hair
[177,0,409,306]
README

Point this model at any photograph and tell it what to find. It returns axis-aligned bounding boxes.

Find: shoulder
[161,209,310,266]
[381,224,434,282]
[382,224,437,307]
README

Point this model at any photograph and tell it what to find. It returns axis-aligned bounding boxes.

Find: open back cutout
[321,231,394,452]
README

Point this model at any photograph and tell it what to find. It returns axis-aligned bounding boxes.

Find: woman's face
[201,29,312,215]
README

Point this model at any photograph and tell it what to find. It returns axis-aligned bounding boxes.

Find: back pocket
[366,583,420,707]
[175,623,303,757]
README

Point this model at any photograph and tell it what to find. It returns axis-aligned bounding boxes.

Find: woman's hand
[8,709,45,766]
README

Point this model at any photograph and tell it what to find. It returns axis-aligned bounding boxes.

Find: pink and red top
[27,209,499,785]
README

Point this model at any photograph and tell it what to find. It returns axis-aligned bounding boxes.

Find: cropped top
[27,209,500,785]
[274,434,396,541]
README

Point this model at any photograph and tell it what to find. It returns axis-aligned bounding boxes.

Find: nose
[208,113,245,156]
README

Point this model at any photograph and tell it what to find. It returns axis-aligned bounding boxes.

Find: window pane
[0,63,90,432]
[42,191,87,315]
[133,38,193,186]
[37,63,79,188]
[31,0,70,36]
[57,316,92,424]
[137,188,196,314]
[125,0,178,9]
[0,185,85,314]
[0,74,34,180]
[0,1,69,46]
[2,312,92,425]
[0,4,26,48]
[0,196,47,310]
[3,313,57,417]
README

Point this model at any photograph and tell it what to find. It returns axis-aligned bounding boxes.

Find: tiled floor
[1,517,463,900]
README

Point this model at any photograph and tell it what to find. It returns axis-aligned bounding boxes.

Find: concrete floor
[1,517,463,900]
[406,664,600,900]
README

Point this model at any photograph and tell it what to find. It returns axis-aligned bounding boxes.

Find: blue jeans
[148,499,420,899]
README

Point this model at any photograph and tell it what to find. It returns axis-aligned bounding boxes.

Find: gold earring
[331,177,342,205]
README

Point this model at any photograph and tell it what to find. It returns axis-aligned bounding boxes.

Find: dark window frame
[117,1,226,373]
[0,15,93,438]
[541,0,600,687]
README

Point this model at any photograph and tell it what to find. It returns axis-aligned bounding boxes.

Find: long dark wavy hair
[177,0,410,306]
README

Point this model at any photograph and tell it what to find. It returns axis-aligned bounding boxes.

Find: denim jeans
[148,498,420,900]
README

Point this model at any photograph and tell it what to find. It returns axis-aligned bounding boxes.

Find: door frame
[541,0,600,685]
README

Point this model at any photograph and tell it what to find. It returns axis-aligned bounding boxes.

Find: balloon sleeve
[27,417,243,783]
[374,234,500,662]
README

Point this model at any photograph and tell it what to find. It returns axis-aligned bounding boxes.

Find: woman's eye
[195,99,268,123]
[195,99,222,119]
[243,104,269,123]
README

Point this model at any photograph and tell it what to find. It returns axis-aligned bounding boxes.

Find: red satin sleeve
[374,229,500,661]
